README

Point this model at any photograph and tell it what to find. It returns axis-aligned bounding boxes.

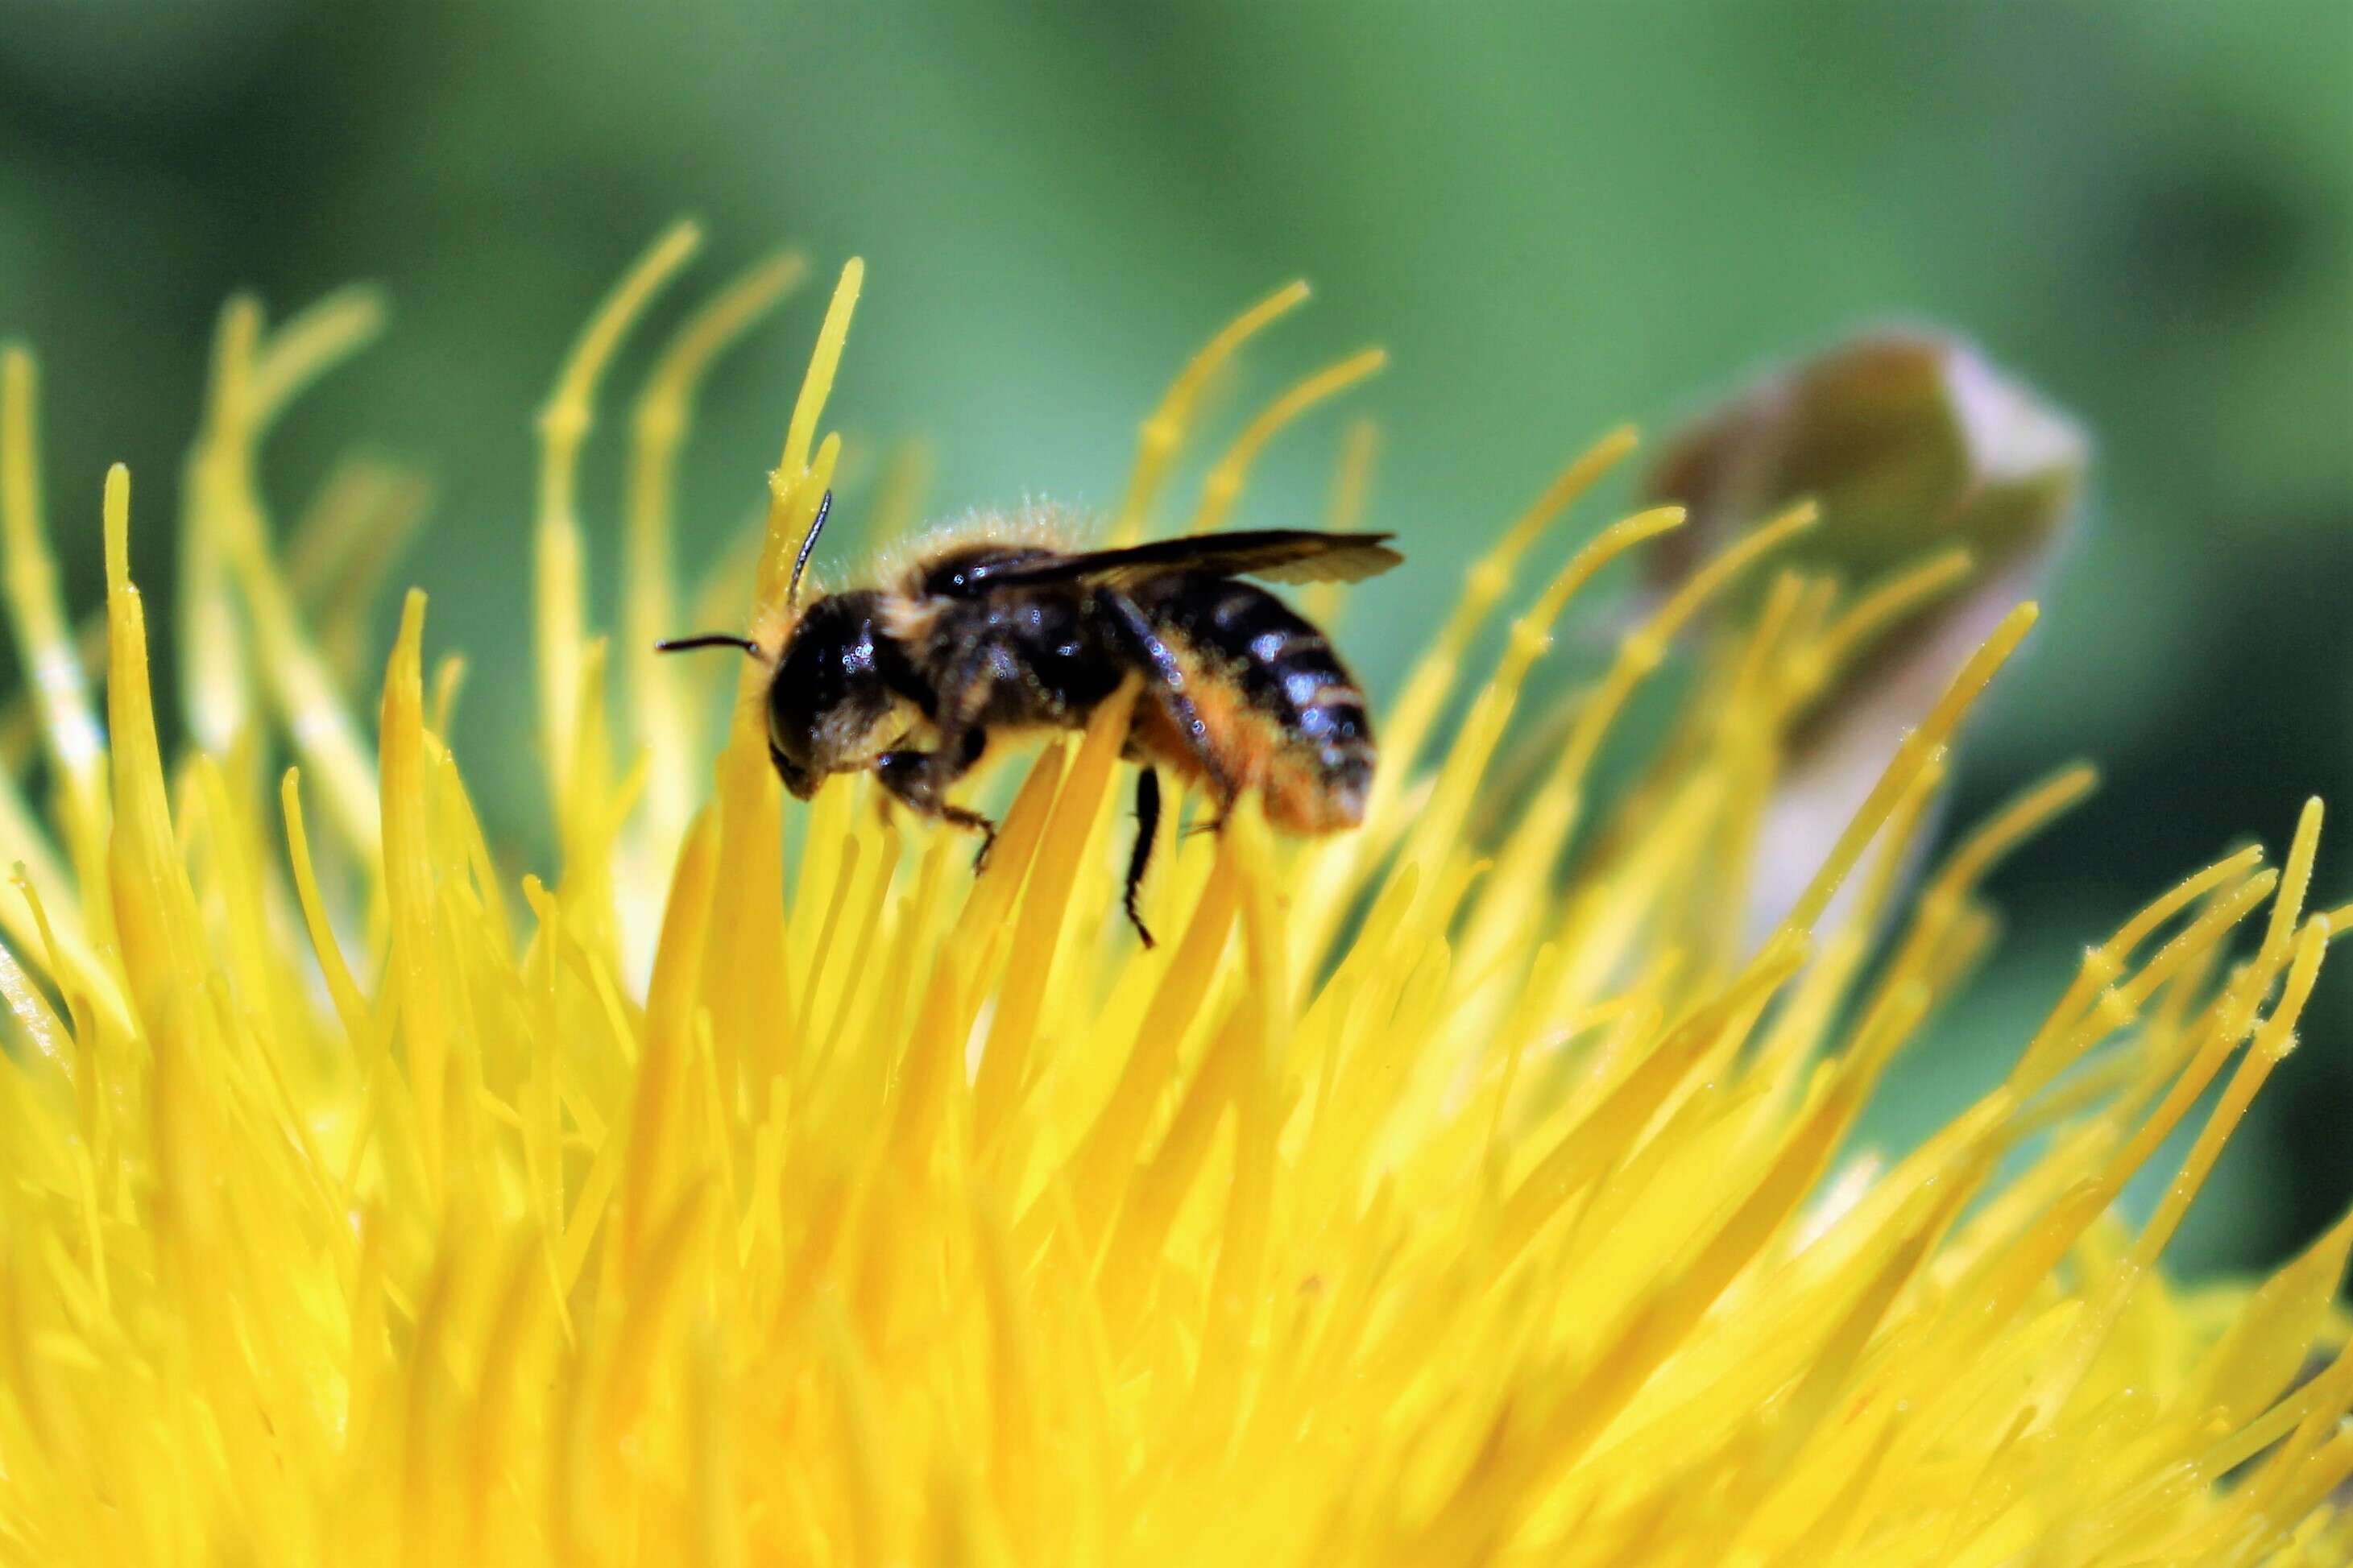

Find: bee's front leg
[873,730,997,870]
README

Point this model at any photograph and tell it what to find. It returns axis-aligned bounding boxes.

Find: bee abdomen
[1261,651,1373,818]
[1143,577,1376,830]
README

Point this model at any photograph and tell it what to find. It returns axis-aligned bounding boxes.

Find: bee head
[660,490,904,801]
[766,590,900,797]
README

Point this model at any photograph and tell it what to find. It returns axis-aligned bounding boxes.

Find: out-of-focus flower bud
[1648,329,2089,938]
[1650,328,2086,656]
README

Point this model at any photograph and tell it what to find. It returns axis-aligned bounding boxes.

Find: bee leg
[874,740,998,870]
[1123,766,1161,948]
[952,728,998,869]
[944,804,999,871]
[1094,589,1237,799]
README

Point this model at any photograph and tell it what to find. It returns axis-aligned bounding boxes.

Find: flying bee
[658,494,1402,945]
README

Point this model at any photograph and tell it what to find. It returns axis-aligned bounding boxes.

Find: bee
[658,494,1402,945]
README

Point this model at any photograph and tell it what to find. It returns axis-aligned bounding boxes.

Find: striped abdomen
[1129,573,1375,834]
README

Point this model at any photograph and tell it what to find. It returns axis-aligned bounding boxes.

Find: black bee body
[664,507,1402,944]
[901,544,1125,730]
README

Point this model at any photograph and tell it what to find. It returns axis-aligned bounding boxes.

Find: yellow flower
[0,220,2347,1566]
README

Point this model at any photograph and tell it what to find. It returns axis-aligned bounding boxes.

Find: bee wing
[951,530,1402,594]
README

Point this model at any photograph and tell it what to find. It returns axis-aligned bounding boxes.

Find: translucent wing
[947,530,1402,595]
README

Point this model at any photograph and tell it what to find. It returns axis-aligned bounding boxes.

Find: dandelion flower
[0,223,2347,1566]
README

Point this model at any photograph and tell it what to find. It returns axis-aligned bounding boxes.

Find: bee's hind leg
[1123,766,1162,949]
[1094,589,1237,801]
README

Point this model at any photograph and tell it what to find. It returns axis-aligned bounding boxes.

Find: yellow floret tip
[0,238,2343,1566]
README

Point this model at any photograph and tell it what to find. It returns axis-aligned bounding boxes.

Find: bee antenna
[786,489,834,608]
[654,634,760,656]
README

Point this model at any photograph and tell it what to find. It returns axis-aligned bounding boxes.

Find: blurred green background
[1,2,2347,1273]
